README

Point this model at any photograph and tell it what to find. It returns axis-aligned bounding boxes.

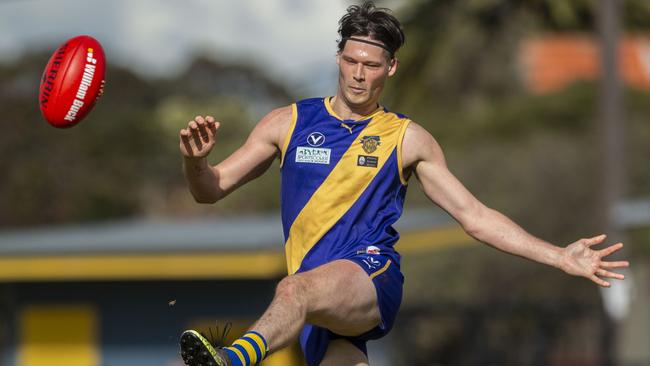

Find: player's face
[336,37,397,110]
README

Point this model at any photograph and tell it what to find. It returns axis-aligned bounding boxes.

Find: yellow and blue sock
[223,331,269,366]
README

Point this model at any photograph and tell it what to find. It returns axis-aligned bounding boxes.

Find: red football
[39,35,106,128]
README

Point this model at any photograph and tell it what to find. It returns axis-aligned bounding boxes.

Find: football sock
[223,331,269,366]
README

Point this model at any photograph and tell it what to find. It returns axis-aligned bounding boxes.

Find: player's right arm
[179,106,292,203]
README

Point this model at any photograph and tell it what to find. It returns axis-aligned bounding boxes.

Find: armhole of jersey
[280,103,298,168]
[396,119,411,186]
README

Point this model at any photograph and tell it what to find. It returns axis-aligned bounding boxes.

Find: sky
[0,0,403,95]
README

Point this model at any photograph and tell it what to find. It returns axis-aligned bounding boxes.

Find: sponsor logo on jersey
[360,135,381,153]
[296,146,331,165]
[307,132,325,147]
[357,155,378,168]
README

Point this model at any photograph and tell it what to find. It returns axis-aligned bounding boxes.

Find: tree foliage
[0,53,292,227]
[379,2,650,362]
[384,0,650,251]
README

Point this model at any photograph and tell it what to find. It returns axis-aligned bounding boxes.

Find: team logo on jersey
[307,132,325,147]
[360,136,380,153]
[357,155,378,168]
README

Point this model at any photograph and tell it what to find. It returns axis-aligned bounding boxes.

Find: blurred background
[0,0,649,365]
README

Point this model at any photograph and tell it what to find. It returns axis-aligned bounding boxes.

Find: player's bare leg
[319,339,369,366]
[181,259,380,366]
[251,259,381,351]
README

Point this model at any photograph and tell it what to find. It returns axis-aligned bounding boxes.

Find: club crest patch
[360,136,380,154]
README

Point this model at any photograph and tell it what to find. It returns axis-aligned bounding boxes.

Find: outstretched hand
[561,234,629,287]
[179,115,220,158]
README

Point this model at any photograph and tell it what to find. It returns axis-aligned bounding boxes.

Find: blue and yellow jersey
[280,97,410,274]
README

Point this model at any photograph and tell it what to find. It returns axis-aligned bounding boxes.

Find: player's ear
[387,58,398,77]
[336,52,341,66]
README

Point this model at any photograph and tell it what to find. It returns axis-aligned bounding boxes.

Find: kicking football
[38,35,106,128]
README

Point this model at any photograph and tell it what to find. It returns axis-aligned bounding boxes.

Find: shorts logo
[307,132,325,147]
[366,245,381,254]
[362,256,381,270]
[357,155,378,168]
[356,246,382,255]
[296,146,331,165]
[360,136,380,154]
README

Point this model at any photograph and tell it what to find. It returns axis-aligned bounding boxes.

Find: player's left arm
[401,121,629,287]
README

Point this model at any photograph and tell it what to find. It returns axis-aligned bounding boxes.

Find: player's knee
[275,275,308,310]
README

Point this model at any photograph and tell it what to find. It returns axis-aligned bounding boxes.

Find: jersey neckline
[324,96,385,123]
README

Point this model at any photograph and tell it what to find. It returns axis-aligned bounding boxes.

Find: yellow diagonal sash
[285,113,404,273]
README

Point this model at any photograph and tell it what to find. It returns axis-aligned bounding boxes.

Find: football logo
[360,136,380,153]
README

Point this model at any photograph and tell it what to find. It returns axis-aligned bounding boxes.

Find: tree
[0,53,293,227]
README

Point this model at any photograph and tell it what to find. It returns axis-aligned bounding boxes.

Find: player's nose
[353,63,365,81]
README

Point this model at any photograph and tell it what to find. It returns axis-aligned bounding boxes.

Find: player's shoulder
[404,120,435,144]
[260,97,324,126]
[256,104,293,133]
[262,104,293,124]
[402,120,444,166]
[386,109,409,120]
[293,97,329,118]
[250,104,294,147]
[296,97,326,107]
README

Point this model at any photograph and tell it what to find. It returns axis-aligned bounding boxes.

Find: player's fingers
[196,119,210,143]
[188,121,203,150]
[209,121,220,135]
[205,116,219,134]
[179,129,194,157]
[584,234,607,247]
[192,134,203,151]
[596,268,625,280]
[601,260,630,269]
[590,275,610,287]
[204,116,218,127]
[188,120,199,134]
[180,128,195,144]
[598,242,623,258]
[188,120,200,136]
[194,115,205,124]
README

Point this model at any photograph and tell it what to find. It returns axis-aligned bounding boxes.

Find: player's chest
[289,125,389,171]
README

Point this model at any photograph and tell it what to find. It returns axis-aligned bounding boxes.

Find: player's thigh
[296,259,380,336]
[320,339,368,366]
